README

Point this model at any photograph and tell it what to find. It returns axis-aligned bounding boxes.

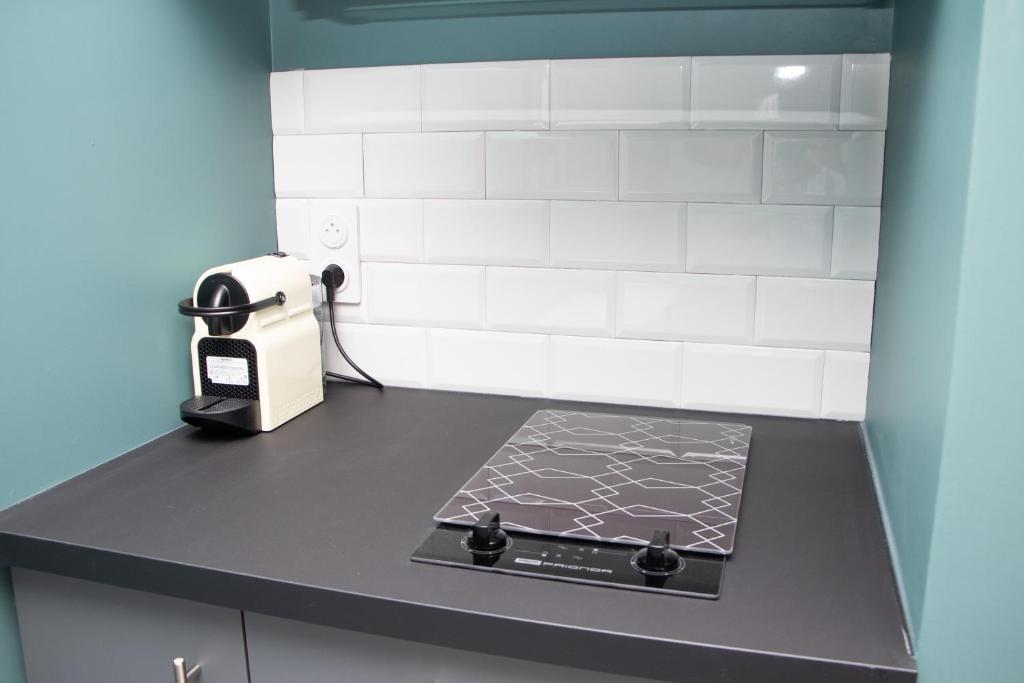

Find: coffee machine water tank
[177,254,323,435]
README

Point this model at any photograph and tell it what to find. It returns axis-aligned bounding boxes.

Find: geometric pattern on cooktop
[435,410,752,556]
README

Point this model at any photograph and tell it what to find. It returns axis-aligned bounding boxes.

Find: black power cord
[321,265,383,390]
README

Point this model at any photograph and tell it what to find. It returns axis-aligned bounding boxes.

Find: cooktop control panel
[412,518,725,599]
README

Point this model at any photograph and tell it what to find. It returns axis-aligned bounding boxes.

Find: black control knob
[465,511,510,553]
[631,529,683,575]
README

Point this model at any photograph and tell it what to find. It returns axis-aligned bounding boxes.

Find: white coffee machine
[177,254,323,434]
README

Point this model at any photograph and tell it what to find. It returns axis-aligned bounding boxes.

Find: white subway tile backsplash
[619,130,763,203]
[358,199,424,263]
[686,203,833,276]
[270,55,891,420]
[486,267,615,336]
[831,206,880,279]
[840,54,891,131]
[821,350,870,420]
[304,66,420,133]
[427,329,548,396]
[762,131,885,206]
[550,201,685,271]
[755,277,875,351]
[364,132,485,199]
[275,199,310,258]
[327,323,428,388]
[550,57,690,130]
[364,263,485,328]
[269,71,304,134]
[682,343,825,418]
[690,55,842,130]
[422,60,549,131]
[424,200,548,266]
[273,135,364,198]
[486,131,618,200]
[617,272,755,344]
[550,336,684,407]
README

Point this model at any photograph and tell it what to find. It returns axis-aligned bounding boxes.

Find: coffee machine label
[206,356,250,387]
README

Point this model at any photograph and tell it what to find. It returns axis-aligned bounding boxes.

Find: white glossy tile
[821,351,870,420]
[423,200,548,266]
[831,206,880,279]
[427,329,548,397]
[364,132,485,199]
[550,57,690,130]
[358,199,423,263]
[273,134,364,198]
[486,267,615,336]
[619,130,763,203]
[269,71,303,135]
[755,277,875,351]
[617,272,755,344]
[422,60,549,132]
[549,201,685,271]
[550,336,684,407]
[486,131,618,200]
[686,203,833,277]
[840,54,890,130]
[304,65,420,133]
[364,263,484,328]
[691,55,841,130]
[682,343,825,418]
[275,199,310,258]
[762,131,885,206]
[327,323,428,388]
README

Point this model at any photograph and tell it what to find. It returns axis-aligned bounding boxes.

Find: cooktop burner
[434,410,752,555]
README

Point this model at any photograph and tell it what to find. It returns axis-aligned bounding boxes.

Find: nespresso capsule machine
[177,254,323,434]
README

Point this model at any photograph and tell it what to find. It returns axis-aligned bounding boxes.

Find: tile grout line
[752,275,760,348]
[685,56,694,130]
[817,348,828,419]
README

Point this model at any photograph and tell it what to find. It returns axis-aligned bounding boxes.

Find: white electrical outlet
[319,214,349,249]
[307,201,362,304]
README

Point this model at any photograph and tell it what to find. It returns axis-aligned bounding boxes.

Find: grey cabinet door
[244,611,655,683]
[13,569,249,683]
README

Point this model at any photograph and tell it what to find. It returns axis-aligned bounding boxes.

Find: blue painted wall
[0,2,275,681]
[913,2,1024,681]
[864,0,984,634]
[270,0,893,70]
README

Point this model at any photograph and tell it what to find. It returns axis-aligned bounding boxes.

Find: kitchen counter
[0,385,915,682]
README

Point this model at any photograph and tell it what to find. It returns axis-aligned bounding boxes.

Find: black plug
[321,265,346,303]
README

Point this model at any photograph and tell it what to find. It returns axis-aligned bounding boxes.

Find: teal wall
[0,1,275,681]
[914,2,1024,681]
[870,0,1024,680]
[864,0,984,634]
[270,0,892,70]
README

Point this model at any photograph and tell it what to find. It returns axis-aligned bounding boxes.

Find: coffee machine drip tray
[434,410,752,556]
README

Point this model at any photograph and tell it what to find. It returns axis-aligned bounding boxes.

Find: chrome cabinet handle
[172,657,201,683]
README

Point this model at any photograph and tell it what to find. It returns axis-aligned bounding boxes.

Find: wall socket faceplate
[308,201,361,304]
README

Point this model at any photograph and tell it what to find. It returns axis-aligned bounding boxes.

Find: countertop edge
[1,533,915,683]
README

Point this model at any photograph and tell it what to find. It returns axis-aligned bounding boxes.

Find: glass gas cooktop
[434,410,752,556]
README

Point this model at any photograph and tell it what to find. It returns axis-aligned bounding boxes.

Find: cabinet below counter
[14,569,652,682]
[0,385,915,682]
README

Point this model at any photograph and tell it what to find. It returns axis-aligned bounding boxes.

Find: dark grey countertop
[0,385,915,682]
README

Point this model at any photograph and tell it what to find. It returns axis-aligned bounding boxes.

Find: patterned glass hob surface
[434,410,752,556]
